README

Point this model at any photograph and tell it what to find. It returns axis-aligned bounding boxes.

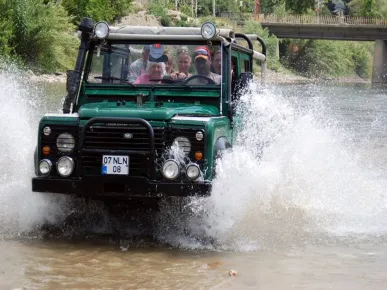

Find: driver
[189,46,221,85]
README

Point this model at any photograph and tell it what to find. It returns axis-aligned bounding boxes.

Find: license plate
[101,155,129,175]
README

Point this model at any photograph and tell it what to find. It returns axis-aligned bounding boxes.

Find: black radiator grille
[81,124,165,177]
[80,124,206,177]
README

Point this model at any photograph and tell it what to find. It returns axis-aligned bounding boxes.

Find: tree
[260,0,284,14]
[285,0,315,13]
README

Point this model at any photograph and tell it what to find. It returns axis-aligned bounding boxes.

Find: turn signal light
[42,146,51,155]
[194,151,203,160]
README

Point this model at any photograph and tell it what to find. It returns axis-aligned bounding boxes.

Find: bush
[62,0,131,24]
[1,0,78,73]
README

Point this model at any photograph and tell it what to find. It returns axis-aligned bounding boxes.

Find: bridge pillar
[372,40,387,85]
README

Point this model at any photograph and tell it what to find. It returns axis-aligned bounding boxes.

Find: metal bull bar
[78,117,155,178]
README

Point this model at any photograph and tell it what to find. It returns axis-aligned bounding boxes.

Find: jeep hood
[78,102,219,120]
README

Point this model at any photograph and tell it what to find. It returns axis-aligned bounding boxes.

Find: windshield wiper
[94,76,136,87]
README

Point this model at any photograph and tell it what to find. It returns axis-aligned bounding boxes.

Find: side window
[244,60,250,72]
[231,56,238,77]
[240,59,250,73]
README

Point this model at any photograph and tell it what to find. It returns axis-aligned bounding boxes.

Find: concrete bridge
[221,13,387,85]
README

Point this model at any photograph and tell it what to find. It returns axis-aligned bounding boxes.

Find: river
[0,70,387,289]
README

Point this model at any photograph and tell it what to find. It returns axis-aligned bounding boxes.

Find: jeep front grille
[81,124,165,177]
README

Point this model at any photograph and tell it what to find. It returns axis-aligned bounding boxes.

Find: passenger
[211,50,222,75]
[128,45,150,82]
[170,49,192,80]
[163,51,175,74]
[189,46,221,85]
[133,61,166,84]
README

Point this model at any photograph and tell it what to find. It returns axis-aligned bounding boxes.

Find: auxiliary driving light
[39,159,52,175]
[43,126,51,136]
[94,21,109,39]
[186,164,200,180]
[195,131,204,141]
[162,159,180,180]
[201,22,217,40]
[57,156,74,177]
[56,132,75,153]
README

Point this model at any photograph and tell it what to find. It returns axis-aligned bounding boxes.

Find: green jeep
[31,19,266,205]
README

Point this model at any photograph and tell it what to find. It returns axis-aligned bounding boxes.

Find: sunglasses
[194,49,209,56]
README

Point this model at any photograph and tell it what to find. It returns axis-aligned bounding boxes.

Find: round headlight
[94,21,109,39]
[173,137,191,155]
[201,21,217,40]
[56,133,75,153]
[57,156,74,177]
[162,159,180,180]
[39,159,52,175]
[43,126,51,136]
[195,131,204,141]
[186,164,200,180]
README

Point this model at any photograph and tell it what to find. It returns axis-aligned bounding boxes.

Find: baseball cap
[194,46,211,61]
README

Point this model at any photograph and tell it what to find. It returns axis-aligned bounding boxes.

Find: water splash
[0,66,72,238]
[157,82,387,250]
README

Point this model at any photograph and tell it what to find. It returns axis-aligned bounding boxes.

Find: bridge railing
[258,14,387,26]
[220,12,387,26]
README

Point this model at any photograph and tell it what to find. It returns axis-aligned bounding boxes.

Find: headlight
[195,131,204,141]
[162,159,180,180]
[173,137,191,155]
[94,21,109,39]
[56,133,75,153]
[186,164,200,180]
[39,159,52,175]
[201,21,217,40]
[43,126,51,136]
[57,156,74,177]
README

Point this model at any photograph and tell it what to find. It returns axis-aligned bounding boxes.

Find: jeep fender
[34,145,39,176]
[214,136,232,162]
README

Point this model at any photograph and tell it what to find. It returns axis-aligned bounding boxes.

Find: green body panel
[77,102,220,120]
[203,117,232,179]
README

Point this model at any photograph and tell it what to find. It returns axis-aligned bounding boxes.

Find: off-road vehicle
[32,18,266,205]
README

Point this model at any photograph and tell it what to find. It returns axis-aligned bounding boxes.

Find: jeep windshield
[87,43,222,87]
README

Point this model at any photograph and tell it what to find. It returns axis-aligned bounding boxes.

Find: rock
[229,270,237,276]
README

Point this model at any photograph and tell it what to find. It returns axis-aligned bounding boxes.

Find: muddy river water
[1,71,387,289]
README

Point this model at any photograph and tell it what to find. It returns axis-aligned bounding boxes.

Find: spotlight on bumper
[57,156,74,177]
[39,159,52,176]
[162,159,180,180]
[186,163,200,180]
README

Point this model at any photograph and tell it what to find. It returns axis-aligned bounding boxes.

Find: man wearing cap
[189,46,221,85]
[128,45,150,82]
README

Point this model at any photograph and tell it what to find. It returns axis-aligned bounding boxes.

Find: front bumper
[32,176,211,200]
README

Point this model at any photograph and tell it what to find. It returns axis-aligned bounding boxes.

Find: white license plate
[101,155,129,175]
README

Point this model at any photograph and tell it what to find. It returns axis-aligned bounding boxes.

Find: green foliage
[285,0,315,14]
[348,0,387,17]
[244,21,282,70]
[0,0,78,73]
[284,39,373,78]
[61,0,131,24]
[260,0,285,14]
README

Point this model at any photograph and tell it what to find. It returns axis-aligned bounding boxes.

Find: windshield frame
[83,40,224,89]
